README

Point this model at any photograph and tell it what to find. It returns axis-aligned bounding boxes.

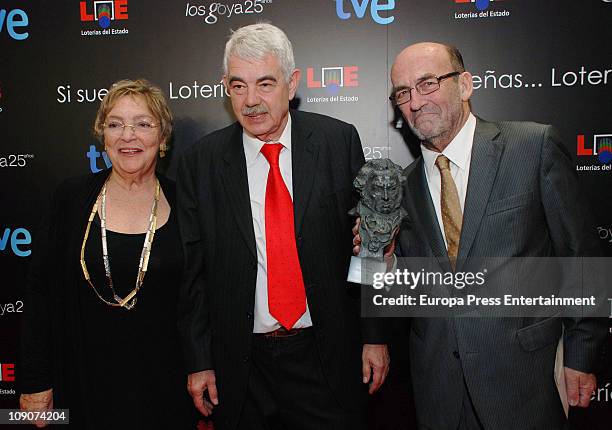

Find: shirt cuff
[347,255,392,285]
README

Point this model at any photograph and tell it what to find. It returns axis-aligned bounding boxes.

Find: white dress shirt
[242,115,313,333]
[420,113,476,248]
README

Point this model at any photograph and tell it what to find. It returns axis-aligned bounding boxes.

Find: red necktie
[260,143,306,329]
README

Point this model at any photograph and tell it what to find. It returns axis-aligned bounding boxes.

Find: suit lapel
[456,119,503,271]
[406,158,452,271]
[220,124,257,259]
[291,111,320,236]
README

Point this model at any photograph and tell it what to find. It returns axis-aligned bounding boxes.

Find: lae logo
[335,0,395,25]
[455,0,504,11]
[306,66,359,95]
[80,1,128,29]
[0,228,31,257]
[577,134,612,164]
[0,8,29,40]
[0,363,15,382]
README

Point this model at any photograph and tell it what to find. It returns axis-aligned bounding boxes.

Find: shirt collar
[421,113,476,173]
[243,114,292,166]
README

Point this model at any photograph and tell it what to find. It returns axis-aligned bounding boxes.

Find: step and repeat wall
[1,0,611,428]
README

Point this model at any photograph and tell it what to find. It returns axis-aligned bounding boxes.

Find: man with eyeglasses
[354,42,606,429]
[176,23,389,430]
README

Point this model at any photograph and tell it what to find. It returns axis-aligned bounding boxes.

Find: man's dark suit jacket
[397,119,606,429]
[176,109,384,429]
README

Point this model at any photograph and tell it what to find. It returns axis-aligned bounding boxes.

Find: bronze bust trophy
[349,158,407,259]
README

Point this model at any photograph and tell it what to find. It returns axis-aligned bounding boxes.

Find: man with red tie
[176,23,389,430]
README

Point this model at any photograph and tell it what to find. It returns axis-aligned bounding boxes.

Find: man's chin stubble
[408,123,452,151]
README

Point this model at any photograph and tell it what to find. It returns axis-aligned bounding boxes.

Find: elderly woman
[19,79,195,429]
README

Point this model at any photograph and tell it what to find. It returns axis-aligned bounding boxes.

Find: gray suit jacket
[397,119,606,429]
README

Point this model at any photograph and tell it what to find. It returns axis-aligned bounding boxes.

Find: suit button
[453,351,460,359]
[243,355,249,363]
[246,311,253,319]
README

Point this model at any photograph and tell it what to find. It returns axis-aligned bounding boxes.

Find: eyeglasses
[389,71,461,106]
[103,120,159,136]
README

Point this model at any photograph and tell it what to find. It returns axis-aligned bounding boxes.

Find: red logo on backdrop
[80,1,128,28]
[0,363,15,382]
[577,133,612,164]
[306,66,359,95]
[577,134,593,156]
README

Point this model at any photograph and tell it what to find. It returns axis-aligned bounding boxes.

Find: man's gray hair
[223,23,295,83]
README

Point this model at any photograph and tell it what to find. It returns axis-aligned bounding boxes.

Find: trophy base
[347,256,388,285]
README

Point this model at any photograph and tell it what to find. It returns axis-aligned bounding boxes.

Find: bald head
[390,42,473,151]
[392,43,465,78]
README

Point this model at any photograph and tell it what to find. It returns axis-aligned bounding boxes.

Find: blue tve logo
[0,8,29,40]
[0,227,32,257]
[335,0,395,25]
[86,145,112,173]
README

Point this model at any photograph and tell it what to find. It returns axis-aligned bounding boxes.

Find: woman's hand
[19,389,53,428]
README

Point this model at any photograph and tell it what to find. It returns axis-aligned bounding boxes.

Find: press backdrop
[1,0,611,428]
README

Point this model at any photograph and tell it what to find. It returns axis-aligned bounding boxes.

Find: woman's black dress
[78,209,195,429]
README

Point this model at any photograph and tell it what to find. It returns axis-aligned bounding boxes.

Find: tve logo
[0,363,15,382]
[577,134,612,164]
[80,0,128,29]
[0,8,29,40]
[0,228,31,257]
[455,0,503,11]
[306,66,359,95]
[335,0,395,25]
[87,145,112,173]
